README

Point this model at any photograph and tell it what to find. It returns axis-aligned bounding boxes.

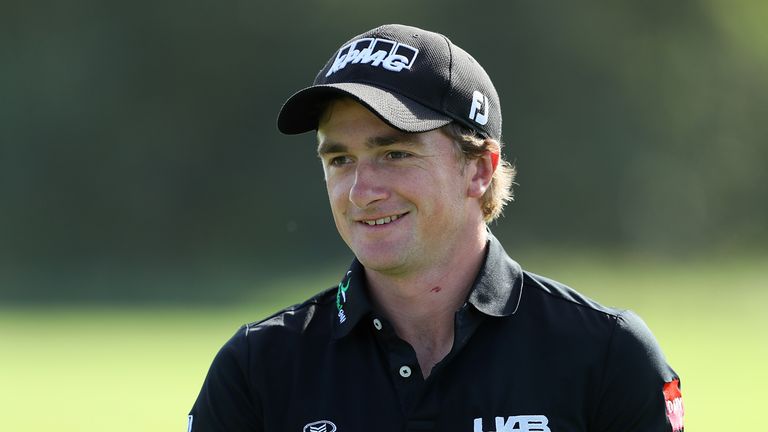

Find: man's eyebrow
[317,133,421,156]
[367,132,422,148]
[317,141,347,156]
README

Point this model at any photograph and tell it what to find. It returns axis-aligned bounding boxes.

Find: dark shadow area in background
[1,0,765,303]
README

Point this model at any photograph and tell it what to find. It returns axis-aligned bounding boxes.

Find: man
[189,24,684,432]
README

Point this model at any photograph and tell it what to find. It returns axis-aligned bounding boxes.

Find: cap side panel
[441,34,454,118]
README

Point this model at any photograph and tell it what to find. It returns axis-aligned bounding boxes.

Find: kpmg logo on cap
[326,37,419,77]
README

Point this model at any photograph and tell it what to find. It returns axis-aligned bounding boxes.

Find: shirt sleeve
[592,310,683,432]
[188,326,263,432]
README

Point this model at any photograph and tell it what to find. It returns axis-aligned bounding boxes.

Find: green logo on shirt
[336,272,351,324]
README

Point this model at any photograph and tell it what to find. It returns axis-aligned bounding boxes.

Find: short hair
[441,123,516,223]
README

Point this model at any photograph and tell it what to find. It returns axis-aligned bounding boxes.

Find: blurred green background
[1,0,765,431]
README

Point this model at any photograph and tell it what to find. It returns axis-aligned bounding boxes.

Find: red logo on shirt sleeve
[663,379,684,432]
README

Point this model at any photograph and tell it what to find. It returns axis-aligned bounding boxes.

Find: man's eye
[386,151,412,160]
[328,156,352,166]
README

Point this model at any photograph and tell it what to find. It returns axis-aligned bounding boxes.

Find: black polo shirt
[189,235,682,432]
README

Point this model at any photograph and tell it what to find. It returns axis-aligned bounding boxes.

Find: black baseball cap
[277,24,502,141]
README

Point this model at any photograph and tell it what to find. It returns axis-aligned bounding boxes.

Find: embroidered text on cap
[326,38,419,77]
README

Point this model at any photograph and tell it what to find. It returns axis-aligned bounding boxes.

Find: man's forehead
[317,98,420,150]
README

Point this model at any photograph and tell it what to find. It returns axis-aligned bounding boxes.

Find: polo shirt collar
[331,231,524,339]
[466,232,524,317]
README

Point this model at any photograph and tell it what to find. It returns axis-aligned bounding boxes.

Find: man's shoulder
[518,269,644,340]
[521,270,621,318]
[518,270,668,360]
[243,287,338,338]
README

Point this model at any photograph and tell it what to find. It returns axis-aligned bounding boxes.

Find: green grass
[1,255,765,431]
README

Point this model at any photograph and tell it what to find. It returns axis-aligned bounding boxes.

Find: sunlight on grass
[1,255,765,431]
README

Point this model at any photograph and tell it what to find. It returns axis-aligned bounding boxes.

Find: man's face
[317,99,484,277]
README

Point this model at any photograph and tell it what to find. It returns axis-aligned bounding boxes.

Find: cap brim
[277,83,452,135]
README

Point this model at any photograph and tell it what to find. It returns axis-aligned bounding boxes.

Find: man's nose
[349,162,389,209]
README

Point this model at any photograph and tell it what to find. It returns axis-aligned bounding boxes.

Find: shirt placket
[369,314,439,431]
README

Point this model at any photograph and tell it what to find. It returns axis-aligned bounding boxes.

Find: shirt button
[372,318,382,330]
[399,365,412,378]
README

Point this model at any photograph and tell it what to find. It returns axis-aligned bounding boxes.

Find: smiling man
[189,24,684,432]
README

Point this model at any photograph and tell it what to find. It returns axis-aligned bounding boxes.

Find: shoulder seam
[244,287,336,333]
[523,271,623,319]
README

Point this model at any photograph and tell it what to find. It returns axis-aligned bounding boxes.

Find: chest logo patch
[474,415,550,432]
[336,271,352,324]
[303,420,337,432]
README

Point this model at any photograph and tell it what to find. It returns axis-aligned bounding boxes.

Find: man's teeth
[364,214,400,226]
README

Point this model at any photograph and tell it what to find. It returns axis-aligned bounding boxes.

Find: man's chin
[354,251,411,275]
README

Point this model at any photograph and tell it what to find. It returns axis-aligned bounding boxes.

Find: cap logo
[326,37,419,77]
[469,90,489,126]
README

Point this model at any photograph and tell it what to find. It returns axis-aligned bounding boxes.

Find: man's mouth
[360,212,408,226]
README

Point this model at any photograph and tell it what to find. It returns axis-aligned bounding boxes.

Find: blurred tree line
[1,0,766,302]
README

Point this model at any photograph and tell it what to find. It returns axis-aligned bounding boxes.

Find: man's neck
[364,226,488,378]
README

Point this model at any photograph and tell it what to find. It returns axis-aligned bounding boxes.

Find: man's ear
[467,139,500,199]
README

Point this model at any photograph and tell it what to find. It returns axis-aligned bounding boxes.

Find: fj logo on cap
[469,90,489,126]
[326,37,419,77]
